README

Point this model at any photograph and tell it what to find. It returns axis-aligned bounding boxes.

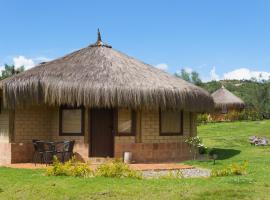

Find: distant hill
[201,80,270,118]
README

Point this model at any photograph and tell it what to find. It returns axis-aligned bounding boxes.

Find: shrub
[185,136,208,156]
[230,161,248,175]
[197,113,210,124]
[95,159,142,179]
[211,161,248,177]
[46,156,93,178]
[198,144,207,154]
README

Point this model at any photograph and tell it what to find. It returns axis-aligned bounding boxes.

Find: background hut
[211,86,245,120]
[0,31,214,164]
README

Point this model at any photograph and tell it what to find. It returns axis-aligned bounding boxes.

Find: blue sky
[1,0,270,81]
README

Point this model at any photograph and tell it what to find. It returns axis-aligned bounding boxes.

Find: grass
[1,120,270,199]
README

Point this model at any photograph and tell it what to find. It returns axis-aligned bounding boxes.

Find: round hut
[211,86,245,120]
[0,30,214,164]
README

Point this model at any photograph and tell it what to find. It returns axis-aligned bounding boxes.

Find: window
[59,106,84,136]
[116,108,136,136]
[160,110,183,136]
[221,105,228,114]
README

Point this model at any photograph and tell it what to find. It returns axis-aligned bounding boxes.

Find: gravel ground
[141,168,211,178]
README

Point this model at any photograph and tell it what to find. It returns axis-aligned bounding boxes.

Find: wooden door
[90,108,114,157]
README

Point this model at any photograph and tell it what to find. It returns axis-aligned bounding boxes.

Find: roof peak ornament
[89,29,112,48]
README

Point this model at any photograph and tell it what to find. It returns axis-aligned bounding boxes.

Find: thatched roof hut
[0,31,213,112]
[211,86,245,110]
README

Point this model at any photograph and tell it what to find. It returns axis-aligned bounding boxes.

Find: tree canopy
[1,64,24,80]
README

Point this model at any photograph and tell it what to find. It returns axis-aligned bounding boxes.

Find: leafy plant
[46,156,93,178]
[95,159,142,179]
[211,161,248,177]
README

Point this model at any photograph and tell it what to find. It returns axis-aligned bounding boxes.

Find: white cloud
[155,63,168,71]
[11,56,50,70]
[13,56,35,70]
[223,68,270,80]
[210,66,220,81]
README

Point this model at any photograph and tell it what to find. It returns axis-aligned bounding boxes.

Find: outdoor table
[34,140,67,164]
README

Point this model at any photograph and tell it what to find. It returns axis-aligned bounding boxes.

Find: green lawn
[1,120,270,200]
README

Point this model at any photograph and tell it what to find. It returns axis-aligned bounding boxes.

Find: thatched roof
[211,86,245,109]
[0,31,214,112]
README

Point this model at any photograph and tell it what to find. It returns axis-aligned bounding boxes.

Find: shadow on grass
[209,148,241,160]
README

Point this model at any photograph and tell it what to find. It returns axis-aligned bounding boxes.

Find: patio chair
[44,142,57,164]
[32,140,46,165]
[57,140,75,162]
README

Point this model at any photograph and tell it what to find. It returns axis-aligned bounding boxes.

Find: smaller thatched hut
[211,86,245,120]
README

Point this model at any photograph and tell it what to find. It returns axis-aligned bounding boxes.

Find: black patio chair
[44,142,58,164]
[57,140,75,162]
[32,140,46,166]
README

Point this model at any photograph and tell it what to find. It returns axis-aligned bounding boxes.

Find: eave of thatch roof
[0,33,214,112]
[211,86,245,109]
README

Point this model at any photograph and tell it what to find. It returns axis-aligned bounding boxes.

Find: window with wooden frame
[59,106,84,136]
[116,108,136,136]
[221,105,228,114]
[159,110,183,136]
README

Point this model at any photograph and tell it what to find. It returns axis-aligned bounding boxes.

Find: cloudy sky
[1,0,270,82]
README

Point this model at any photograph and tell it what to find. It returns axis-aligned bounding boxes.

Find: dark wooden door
[90,108,114,157]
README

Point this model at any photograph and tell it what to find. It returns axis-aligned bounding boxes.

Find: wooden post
[9,109,15,143]
[135,109,142,143]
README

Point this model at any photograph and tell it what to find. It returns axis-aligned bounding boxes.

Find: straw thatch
[0,32,214,112]
[211,86,245,109]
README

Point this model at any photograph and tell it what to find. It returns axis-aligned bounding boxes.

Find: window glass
[160,110,182,135]
[118,108,132,133]
[60,107,83,135]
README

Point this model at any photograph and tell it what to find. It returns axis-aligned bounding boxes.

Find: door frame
[88,108,116,157]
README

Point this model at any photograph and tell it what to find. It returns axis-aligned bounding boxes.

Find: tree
[175,69,191,82]
[1,64,24,80]
[191,71,202,86]
[175,69,203,86]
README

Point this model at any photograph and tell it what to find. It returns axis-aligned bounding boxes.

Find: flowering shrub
[185,136,208,159]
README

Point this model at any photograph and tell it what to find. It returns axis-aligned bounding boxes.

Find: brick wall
[2,105,197,164]
[114,109,197,162]
[9,106,89,163]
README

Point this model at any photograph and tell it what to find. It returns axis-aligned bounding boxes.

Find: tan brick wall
[114,109,197,162]
[3,106,197,164]
[115,109,197,144]
[11,105,89,162]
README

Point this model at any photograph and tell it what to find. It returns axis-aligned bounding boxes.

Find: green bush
[198,144,207,154]
[46,158,142,179]
[46,157,93,178]
[95,159,142,179]
[200,109,264,123]
[197,113,210,124]
[211,161,248,177]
